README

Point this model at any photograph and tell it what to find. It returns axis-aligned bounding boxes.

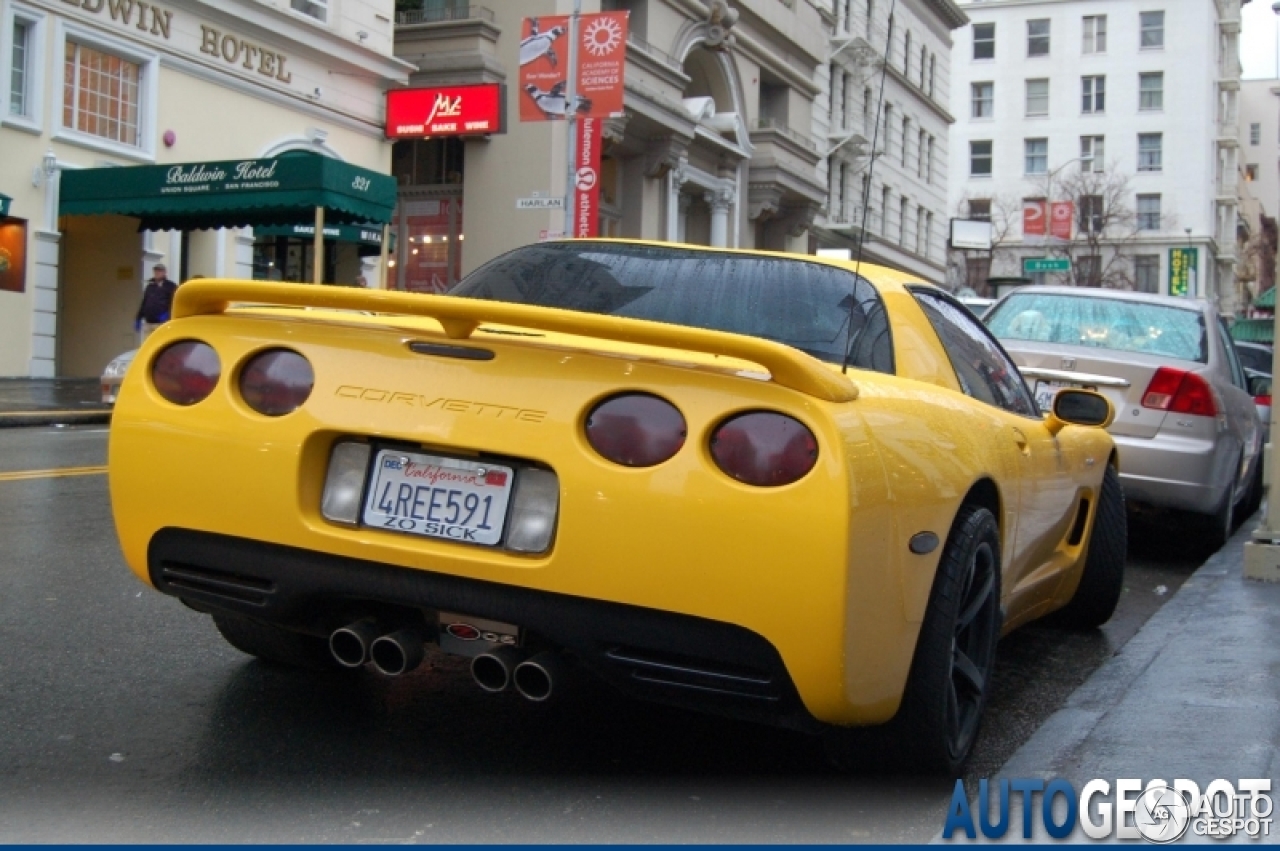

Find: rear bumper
[1113,432,1233,514]
[149,528,823,733]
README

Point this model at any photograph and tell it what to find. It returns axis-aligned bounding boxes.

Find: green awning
[254,222,388,246]
[59,152,397,230]
[1231,318,1275,344]
[1255,287,1276,311]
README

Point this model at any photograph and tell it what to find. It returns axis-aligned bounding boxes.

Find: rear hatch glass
[985,292,1206,439]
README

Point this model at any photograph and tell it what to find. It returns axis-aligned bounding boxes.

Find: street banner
[1050,201,1074,241]
[519,12,628,122]
[1169,247,1197,297]
[572,116,602,238]
[1023,200,1046,237]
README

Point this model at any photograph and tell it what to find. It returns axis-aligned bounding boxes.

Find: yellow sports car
[109,240,1123,774]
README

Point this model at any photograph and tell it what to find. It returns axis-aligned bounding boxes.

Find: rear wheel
[1202,461,1239,552]
[1241,455,1264,519]
[1053,465,1126,629]
[825,505,1001,775]
[213,613,340,671]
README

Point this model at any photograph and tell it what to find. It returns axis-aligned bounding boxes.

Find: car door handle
[1011,427,1030,455]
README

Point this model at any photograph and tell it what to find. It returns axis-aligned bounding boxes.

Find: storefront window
[391,138,465,292]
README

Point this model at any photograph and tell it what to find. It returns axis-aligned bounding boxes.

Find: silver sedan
[985,286,1263,546]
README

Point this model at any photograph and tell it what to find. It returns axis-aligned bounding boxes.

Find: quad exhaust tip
[513,652,564,702]
[370,628,425,677]
[470,646,525,693]
[329,619,379,668]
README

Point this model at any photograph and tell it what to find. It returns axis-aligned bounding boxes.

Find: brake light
[585,393,687,467]
[710,411,818,487]
[1141,367,1218,417]
[152,341,220,406]
[1256,395,1272,407]
[239,349,315,416]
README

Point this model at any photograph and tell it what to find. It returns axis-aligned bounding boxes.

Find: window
[1139,72,1163,111]
[970,140,992,177]
[917,128,927,177]
[973,22,995,60]
[1027,19,1050,56]
[901,115,910,166]
[926,135,934,183]
[925,211,934,257]
[910,289,1039,417]
[1025,78,1049,116]
[1134,255,1159,293]
[882,104,893,154]
[899,196,909,245]
[965,254,991,291]
[904,30,911,76]
[1025,138,1048,175]
[971,82,994,118]
[915,205,926,253]
[63,41,141,146]
[1251,122,1261,145]
[9,19,29,116]
[290,0,327,21]
[880,185,890,235]
[928,55,936,96]
[1138,133,1163,172]
[1140,11,1164,49]
[1078,254,1102,287]
[1082,75,1105,113]
[919,45,927,88]
[1080,135,1105,171]
[1137,194,1161,230]
[968,199,992,221]
[866,0,874,39]
[1247,164,1259,181]
[1083,15,1107,53]
[1079,195,1104,233]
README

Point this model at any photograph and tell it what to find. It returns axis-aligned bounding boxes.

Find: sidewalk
[941,515,1280,843]
[0,378,111,427]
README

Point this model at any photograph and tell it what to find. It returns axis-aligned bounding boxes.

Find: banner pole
[563,0,581,237]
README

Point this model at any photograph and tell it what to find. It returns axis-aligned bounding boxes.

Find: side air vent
[158,562,275,606]
[1067,497,1092,547]
[604,646,780,701]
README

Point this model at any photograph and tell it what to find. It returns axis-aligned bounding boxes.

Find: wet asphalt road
[0,426,1212,842]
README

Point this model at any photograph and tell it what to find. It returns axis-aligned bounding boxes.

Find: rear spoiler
[173,280,859,403]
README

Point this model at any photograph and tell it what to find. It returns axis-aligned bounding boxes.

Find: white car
[101,349,137,404]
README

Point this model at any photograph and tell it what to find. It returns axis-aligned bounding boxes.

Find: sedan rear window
[985,292,1206,363]
[453,242,894,374]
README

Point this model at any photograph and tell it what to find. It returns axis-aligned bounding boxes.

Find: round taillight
[151,341,220,406]
[710,411,818,487]
[585,393,687,467]
[240,349,314,416]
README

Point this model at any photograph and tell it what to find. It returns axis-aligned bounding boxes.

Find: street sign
[1023,257,1071,273]
[516,196,564,210]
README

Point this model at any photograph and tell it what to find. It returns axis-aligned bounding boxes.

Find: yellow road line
[0,465,109,481]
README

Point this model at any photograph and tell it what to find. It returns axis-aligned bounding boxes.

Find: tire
[825,505,1002,775]
[1054,465,1126,629]
[213,613,340,672]
[1241,455,1264,519]
[1202,464,1238,552]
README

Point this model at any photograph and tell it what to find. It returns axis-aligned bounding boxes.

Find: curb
[0,410,112,428]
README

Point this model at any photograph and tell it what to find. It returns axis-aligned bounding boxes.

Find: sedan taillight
[710,411,817,486]
[1141,367,1218,417]
[585,393,686,467]
[240,349,315,416]
[152,341,220,406]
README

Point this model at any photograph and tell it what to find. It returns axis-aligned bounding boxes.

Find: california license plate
[364,450,513,546]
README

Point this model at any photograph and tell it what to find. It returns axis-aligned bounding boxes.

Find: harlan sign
[386,84,505,139]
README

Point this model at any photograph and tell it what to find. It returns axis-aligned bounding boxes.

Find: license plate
[363,450,513,546]
[1034,380,1074,413]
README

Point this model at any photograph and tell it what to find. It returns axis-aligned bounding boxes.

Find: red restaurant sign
[385,84,505,139]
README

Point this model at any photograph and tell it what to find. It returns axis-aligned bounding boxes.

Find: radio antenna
[843,0,897,374]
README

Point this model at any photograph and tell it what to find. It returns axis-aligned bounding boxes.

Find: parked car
[1233,340,1273,375]
[109,242,1123,774]
[1246,368,1272,428]
[101,349,137,404]
[985,286,1263,545]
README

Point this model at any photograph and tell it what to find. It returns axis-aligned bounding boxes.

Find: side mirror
[1045,389,1114,435]
[1249,373,1272,400]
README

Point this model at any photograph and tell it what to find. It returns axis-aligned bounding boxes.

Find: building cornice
[923,0,969,30]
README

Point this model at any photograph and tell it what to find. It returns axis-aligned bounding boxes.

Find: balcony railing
[753,118,818,152]
[626,34,682,71]
[395,3,494,26]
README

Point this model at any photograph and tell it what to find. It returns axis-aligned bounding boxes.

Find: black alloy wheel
[945,526,1000,762]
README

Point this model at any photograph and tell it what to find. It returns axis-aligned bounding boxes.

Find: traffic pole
[563,0,581,237]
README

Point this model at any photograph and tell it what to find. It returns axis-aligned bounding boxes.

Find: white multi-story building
[947,0,1243,308]
[1240,79,1279,223]
[809,0,968,283]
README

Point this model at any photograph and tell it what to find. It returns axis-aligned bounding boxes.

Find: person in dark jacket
[135,264,178,337]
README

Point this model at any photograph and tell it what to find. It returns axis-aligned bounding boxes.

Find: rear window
[985,292,1206,363]
[453,242,894,374]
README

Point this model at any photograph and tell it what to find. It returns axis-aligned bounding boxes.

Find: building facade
[389,0,835,291]
[0,0,408,377]
[946,0,1243,308]
[808,0,967,282]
